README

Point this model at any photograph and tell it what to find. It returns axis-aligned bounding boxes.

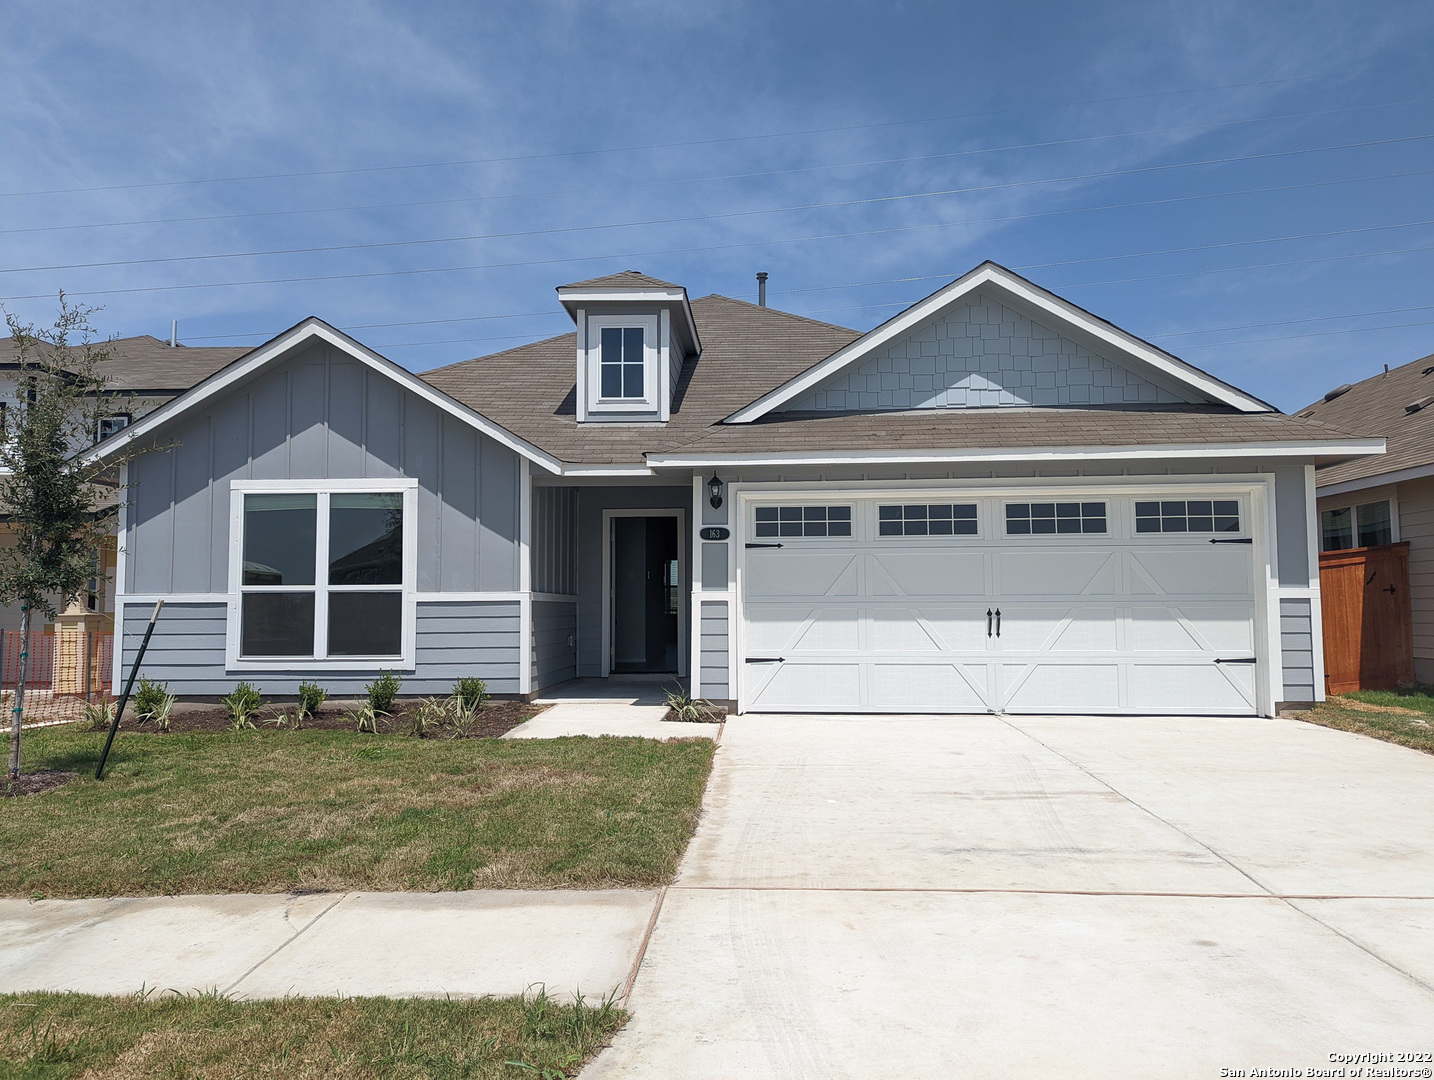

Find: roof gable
[84,318,563,474]
[726,262,1273,422]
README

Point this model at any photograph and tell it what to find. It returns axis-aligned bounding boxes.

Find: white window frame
[1130,496,1247,537]
[585,313,660,413]
[226,478,420,671]
[1318,495,1399,553]
[876,502,981,539]
[1002,499,1109,538]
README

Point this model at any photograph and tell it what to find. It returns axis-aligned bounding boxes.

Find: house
[0,334,247,632]
[88,263,1381,715]
[1296,354,1434,690]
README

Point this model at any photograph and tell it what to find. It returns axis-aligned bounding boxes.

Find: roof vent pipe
[757,271,768,307]
[170,320,177,348]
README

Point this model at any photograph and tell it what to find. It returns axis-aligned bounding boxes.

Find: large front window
[237,486,410,662]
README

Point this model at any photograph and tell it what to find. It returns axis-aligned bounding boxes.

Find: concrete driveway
[588,713,1434,1079]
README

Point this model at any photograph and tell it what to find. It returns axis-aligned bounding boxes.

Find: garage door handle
[995,608,1001,637]
[745,656,784,663]
[1214,657,1258,664]
[986,609,993,636]
[746,543,784,549]
[1209,537,1253,544]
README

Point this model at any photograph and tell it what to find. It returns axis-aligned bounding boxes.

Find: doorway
[608,514,682,674]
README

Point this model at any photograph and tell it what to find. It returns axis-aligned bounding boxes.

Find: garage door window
[878,504,978,536]
[1005,502,1106,535]
[1135,500,1240,534]
[754,505,852,538]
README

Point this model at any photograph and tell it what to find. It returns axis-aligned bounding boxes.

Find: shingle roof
[0,334,247,394]
[423,295,1371,466]
[558,270,685,290]
[1295,351,1434,487]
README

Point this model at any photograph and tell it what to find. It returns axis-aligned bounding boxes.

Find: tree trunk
[8,604,30,779]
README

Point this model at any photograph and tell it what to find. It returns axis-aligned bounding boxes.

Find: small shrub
[151,690,176,733]
[296,680,326,721]
[452,676,489,711]
[132,677,170,725]
[367,670,401,715]
[223,682,263,731]
[447,696,480,739]
[664,684,721,723]
[82,698,116,731]
[350,704,383,734]
[405,697,447,737]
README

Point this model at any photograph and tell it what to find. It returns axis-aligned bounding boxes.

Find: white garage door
[739,492,1262,715]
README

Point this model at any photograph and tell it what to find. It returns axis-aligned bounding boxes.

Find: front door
[611,516,680,673]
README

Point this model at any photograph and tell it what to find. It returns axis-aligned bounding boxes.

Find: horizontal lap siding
[120,600,520,696]
[532,600,577,691]
[700,601,729,700]
[1279,597,1315,702]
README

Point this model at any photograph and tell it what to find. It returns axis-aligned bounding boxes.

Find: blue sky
[1,0,1431,411]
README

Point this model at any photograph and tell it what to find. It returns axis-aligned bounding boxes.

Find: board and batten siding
[531,486,579,596]
[699,600,730,700]
[122,600,521,696]
[124,341,522,596]
[1389,476,1434,683]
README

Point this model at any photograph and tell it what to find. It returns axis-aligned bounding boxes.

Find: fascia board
[556,463,655,477]
[726,263,1270,423]
[80,318,565,476]
[644,438,1386,468]
[1316,460,1434,497]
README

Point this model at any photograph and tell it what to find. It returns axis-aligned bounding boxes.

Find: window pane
[828,519,852,537]
[756,522,778,537]
[328,592,402,656]
[241,592,315,657]
[1321,507,1353,552]
[1356,501,1392,548]
[330,493,403,585]
[623,327,644,362]
[601,361,623,397]
[243,494,316,585]
[828,506,851,521]
[623,362,644,398]
[879,520,902,536]
[755,507,777,522]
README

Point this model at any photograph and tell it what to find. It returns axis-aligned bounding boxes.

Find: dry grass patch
[1296,695,1434,757]
[0,988,625,1079]
[1,727,714,898]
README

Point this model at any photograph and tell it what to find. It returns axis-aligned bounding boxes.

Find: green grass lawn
[1298,694,1434,756]
[0,728,714,898]
[0,988,625,1080]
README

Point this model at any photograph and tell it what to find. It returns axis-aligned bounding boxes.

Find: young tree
[1,296,129,779]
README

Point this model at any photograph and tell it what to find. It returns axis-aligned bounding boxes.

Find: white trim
[111,462,128,695]
[659,308,671,423]
[725,263,1274,422]
[583,313,661,417]
[574,307,587,425]
[1316,461,1434,497]
[225,479,419,672]
[519,459,533,695]
[416,591,527,602]
[690,474,704,698]
[600,508,688,679]
[1303,463,1327,702]
[645,439,1385,469]
[81,318,565,476]
[558,463,657,477]
[557,286,701,354]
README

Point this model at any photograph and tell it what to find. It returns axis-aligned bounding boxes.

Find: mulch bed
[99,699,547,739]
[2,770,78,797]
[662,707,727,724]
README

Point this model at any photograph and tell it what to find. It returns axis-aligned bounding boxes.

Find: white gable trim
[726,263,1273,423]
[81,317,565,475]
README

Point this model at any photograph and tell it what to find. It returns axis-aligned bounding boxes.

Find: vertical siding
[700,600,730,700]
[531,486,579,595]
[1279,597,1315,702]
[532,600,577,690]
[1274,465,1311,588]
[124,343,521,595]
[1394,477,1434,681]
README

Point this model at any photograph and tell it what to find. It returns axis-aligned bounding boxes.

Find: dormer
[557,271,700,423]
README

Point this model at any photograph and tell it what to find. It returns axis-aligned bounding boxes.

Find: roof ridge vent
[1323,383,1353,402]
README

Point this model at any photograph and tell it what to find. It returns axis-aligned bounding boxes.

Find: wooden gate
[1319,541,1414,694]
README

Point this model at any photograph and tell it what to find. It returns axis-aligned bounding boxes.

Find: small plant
[296,680,326,721]
[452,676,489,711]
[366,670,401,715]
[664,684,721,723]
[82,698,116,731]
[222,682,263,731]
[132,677,170,725]
[150,689,176,733]
[405,697,447,737]
[447,695,480,739]
[350,704,383,734]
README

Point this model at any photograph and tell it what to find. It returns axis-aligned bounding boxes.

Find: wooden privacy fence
[0,629,114,725]
[1318,541,1414,694]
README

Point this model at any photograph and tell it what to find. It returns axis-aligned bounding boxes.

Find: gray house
[91,263,1380,715]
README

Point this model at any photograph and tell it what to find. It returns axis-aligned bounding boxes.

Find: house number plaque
[699,527,730,541]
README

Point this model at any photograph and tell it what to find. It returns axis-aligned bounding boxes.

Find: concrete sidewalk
[0,889,659,1002]
[505,701,721,741]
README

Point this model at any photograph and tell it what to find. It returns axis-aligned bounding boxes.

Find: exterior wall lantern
[707,471,724,510]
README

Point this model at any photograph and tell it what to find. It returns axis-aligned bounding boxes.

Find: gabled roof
[83,317,564,474]
[724,261,1274,423]
[555,269,700,355]
[1297,351,1434,490]
[559,270,685,290]
[0,334,247,393]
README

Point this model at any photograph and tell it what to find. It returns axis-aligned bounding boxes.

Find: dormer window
[601,326,646,399]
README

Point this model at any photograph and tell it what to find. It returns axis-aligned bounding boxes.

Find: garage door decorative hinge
[744,656,785,663]
[745,542,784,549]
[1213,657,1258,664]
[1209,537,1253,544]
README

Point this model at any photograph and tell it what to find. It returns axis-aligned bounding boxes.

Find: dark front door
[611,516,680,673]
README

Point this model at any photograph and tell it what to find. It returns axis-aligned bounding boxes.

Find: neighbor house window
[1005,502,1107,535]
[600,327,645,399]
[1135,499,1240,534]
[1321,500,1393,552]
[754,505,852,538]
[234,484,413,663]
[97,412,131,442]
[879,504,978,536]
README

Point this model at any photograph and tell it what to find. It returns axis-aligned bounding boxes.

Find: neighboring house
[1296,354,1434,687]
[87,263,1381,715]
[0,335,246,632]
